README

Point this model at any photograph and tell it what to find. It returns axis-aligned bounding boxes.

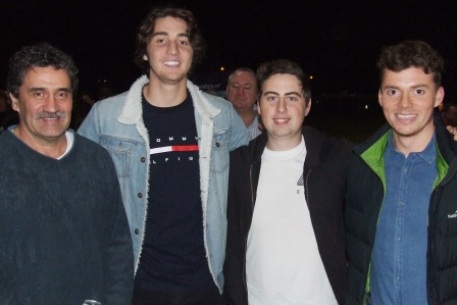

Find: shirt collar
[387,133,436,164]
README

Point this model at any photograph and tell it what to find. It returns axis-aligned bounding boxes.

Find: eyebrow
[151,32,189,38]
[231,82,252,86]
[28,87,72,93]
[382,84,429,89]
[263,91,302,96]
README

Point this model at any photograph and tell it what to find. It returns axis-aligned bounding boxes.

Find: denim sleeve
[77,104,102,144]
[227,103,250,151]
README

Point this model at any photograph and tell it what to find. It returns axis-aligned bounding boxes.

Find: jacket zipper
[304,169,311,207]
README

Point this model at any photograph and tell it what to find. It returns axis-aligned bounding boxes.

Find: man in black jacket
[224,59,348,305]
[345,40,457,304]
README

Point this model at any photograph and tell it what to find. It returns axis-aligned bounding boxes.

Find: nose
[43,95,58,112]
[276,98,286,113]
[167,41,178,55]
[399,93,412,108]
[237,87,246,96]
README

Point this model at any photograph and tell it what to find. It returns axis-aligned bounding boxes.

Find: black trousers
[132,285,227,305]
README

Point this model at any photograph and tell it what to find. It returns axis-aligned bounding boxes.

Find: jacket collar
[117,75,221,124]
[247,125,330,167]
[356,111,457,162]
[355,111,457,188]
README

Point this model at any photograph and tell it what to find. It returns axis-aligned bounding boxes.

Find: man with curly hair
[78,6,249,305]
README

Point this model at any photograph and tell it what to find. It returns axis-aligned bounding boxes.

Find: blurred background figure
[443,101,457,127]
[0,89,19,133]
[70,90,94,130]
[0,90,8,114]
[226,67,262,139]
[80,90,95,106]
[98,86,113,100]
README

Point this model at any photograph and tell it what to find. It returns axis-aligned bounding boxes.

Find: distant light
[309,75,314,80]
[365,104,369,109]
[220,66,225,72]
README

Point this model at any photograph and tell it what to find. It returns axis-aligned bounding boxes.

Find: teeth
[164,61,179,66]
[397,113,415,119]
[274,118,288,123]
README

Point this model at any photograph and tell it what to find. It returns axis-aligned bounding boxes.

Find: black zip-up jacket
[224,126,350,305]
[345,113,457,304]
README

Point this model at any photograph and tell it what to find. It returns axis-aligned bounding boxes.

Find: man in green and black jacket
[345,40,457,304]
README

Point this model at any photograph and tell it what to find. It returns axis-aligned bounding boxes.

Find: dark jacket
[345,113,457,304]
[224,126,349,305]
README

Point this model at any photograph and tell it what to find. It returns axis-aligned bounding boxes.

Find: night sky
[1,0,457,101]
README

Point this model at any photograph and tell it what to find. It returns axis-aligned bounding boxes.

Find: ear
[8,93,20,113]
[434,86,445,108]
[377,89,383,107]
[257,99,261,116]
[304,99,312,117]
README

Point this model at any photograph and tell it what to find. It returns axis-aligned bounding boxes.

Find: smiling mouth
[163,61,180,67]
[274,118,289,123]
[396,113,416,120]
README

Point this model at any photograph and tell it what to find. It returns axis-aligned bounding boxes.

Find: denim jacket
[78,76,249,292]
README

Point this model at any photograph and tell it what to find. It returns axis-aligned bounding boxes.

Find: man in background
[443,101,457,127]
[226,67,262,139]
[0,42,133,305]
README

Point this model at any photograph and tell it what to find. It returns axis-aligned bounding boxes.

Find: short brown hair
[256,59,311,103]
[377,40,444,87]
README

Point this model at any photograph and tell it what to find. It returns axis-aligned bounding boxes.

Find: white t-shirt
[246,137,337,305]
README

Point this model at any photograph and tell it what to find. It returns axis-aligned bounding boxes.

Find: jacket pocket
[211,130,229,173]
[100,136,137,178]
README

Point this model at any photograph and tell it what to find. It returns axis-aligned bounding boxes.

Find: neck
[392,126,435,157]
[238,110,256,127]
[13,128,68,159]
[266,134,302,151]
[144,78,188,107]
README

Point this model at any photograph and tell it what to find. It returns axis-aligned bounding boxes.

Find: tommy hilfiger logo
[150,144,199,155]
[448,210,457,219]
[149,136,199,165]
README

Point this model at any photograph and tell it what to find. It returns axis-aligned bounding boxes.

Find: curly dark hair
[377,40,444,87]
[133,6,206,75]
[256,59,311,103]
[7,42,79,98]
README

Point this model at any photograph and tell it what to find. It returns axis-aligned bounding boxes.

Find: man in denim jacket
[78,6,249,305]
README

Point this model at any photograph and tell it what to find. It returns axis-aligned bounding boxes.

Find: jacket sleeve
[227,103,250,151]
[224,151,248,305]
[77,103,102,143]
[103,162,134,305]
